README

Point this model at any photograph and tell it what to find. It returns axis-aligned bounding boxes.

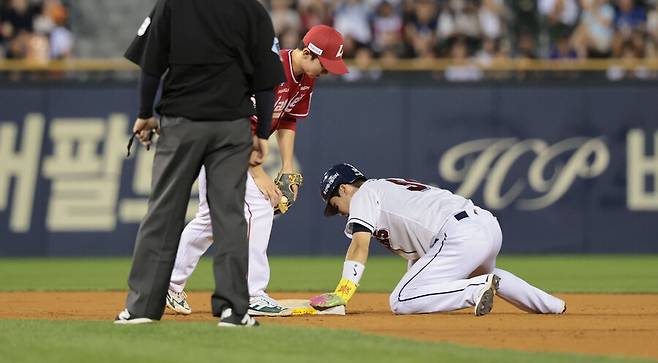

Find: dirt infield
[2,292,657,360]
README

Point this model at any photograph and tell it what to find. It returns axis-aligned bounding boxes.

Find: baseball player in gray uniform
[310,163,566,316]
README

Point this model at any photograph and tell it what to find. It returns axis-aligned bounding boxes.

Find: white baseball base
[278,299,346,316]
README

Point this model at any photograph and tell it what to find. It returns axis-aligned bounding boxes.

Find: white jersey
[344,178,473,260]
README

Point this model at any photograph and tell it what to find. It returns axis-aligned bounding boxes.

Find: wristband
[333,278,358,303]
[341,260,365,285]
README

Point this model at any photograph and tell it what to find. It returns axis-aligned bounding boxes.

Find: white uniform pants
[169,166,274,297]
[389,207,565,315]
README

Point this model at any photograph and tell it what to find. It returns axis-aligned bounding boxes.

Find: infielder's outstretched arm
[276,129,296,173]
[273,127,303,213]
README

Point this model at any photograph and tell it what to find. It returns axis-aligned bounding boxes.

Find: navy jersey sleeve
[124,0,171,77]
[250,3,285,92]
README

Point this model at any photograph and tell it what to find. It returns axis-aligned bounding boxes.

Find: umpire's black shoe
[114,309,154,325]
[218,308,259,327]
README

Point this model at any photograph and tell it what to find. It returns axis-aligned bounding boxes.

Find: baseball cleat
[248,294,291,316]
[165,289,192,315]
[218,308,259,327]
[114,309,154,325]
[474,274,500,317]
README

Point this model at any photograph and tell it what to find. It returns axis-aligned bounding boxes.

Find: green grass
[1,256,657,363]
[0,320,651,363]
[0,255,657,292]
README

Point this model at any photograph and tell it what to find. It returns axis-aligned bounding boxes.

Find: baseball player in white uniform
[310,163,566,316]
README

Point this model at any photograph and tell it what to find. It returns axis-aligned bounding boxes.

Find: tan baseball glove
[274,172,303,214]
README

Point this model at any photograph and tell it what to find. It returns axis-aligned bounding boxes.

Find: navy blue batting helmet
[320,163,366,216]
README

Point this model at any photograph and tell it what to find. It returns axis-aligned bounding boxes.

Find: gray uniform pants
[124,116,252,319]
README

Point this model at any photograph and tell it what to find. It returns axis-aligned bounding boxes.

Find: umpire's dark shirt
[124,0,284,121]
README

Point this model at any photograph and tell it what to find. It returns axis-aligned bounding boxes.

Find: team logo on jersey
[137,17,151,36]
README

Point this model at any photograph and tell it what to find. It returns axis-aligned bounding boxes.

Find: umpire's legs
[202,118,253,317]
[124,116,205,319]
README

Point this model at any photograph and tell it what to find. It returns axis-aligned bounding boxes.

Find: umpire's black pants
[124,116,252,319]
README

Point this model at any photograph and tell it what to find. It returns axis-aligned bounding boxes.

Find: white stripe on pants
[169,166,274,297]
[389,207,565,314]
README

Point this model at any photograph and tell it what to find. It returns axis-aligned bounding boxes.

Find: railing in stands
[1,58,658,72]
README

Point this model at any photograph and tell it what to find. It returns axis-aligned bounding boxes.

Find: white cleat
[474,274,500,317]
[248,294,291,316]
[165,289,192,315]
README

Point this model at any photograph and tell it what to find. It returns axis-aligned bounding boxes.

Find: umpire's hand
[250,136,269,166]
[133,117,159,148]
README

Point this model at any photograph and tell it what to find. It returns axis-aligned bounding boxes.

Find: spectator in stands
[334,0,372,53]
[445,36,483,80]
[437,0,481,55]
[551,34,579,58]
[0,0,73,60]
[298,0,332,32]
[474,36,495,64]
[571,0,615,58]
[478,0,508,41]
[612,0,647,54]
[279,28,301,50]
[371,1,403,55]
[343,46,382,81]
[509,0,541,40]
[34,0,72,59]
[270,0,302,35]
[607,38,651,79]
[516,30,538,58]
[404,0,438,59]
[646,1,658,57]
[614,0,646,32]
[1,0,38,58]
[538,0,580,47]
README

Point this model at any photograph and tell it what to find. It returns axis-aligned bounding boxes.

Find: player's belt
[454,211,469,221]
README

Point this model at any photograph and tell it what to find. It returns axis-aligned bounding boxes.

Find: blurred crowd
[1,0,657,69]
[0,0,73,60]
[264,0,658,63]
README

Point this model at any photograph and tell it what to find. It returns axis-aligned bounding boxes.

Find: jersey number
[385,178,429,192]
[373,229,393,252]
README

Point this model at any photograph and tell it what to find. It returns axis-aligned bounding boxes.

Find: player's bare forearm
[276,129,296,172]
[249,164,282,207]
[248,164,267,178]
[345,232,371,265]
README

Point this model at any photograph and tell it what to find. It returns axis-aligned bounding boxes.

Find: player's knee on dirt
[389,291,414,315]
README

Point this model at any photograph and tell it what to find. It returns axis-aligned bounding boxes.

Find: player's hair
[298,41,319,59]
[329,178,366,199]
[351,178,367,188]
